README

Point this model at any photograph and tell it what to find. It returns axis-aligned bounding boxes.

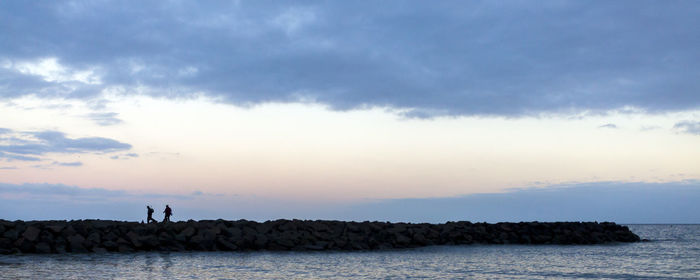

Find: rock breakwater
[0,219,640,254]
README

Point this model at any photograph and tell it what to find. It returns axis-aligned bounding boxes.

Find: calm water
[0,225,698,279]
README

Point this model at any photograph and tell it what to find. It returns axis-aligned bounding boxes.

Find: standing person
[163,204,173,223]
[146,206,157,224]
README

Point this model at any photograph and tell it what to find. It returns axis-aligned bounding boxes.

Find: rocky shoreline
[0,219,640,254]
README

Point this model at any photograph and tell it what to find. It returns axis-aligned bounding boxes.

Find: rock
[103,240,118,251]
[216,237,237,251]
[72,223,88,236]
[256,223,273,234]
[412,233,427,245]
[118,245,134,253]
[67,234,88,253]
[92,247,108,253]
[14,238,35,253]
[225,227,242,238]
[3,229,18,240]
[395,233,411,246]
[188,229,216,250]
[103,231,119,242]
[0,219,642,254]
[35,242,52,254]
[87,232,101,245]
[253,234,268,248]
[0,238,11,249]
[242,226,257,237]
[303,244,325,250]
[46,225,65,234]
[141,234,159,248]
[38,230,54,243]
[273,236,296,249]
[180,226,196,238]
[62,226,77,237]
[126,231,143,248]
[14,224,26,236]
[55,244,67,254]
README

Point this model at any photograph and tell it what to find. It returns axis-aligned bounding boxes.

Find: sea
[0,224,698,279]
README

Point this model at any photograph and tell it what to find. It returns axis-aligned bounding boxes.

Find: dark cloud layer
[1,181,699,223]
[1,1,698,117]
[343,181,700,223]
[0,128,131,162]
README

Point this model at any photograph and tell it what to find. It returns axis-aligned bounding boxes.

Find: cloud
[673,120,700,135]
[31,130,132,153]
[0,182,127,198]
[0,182,189,201]
[339,180,700,224]
[86,112,123,126]
[0,128,131,162]
[110,152,139,160]
[54,161,82,167]
[0,182,199,220]
[0,2,698,117]
[0,151,41,162]
[1,180,699,223]
[598,123,618,129]
[0,128,11,135]
[0,166,17,170]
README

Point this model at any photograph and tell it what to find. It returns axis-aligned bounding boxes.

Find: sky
[1,1,699,223]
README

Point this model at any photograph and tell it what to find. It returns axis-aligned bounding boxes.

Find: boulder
[180,226,196,238]
[35,242,52,254]
[118,245,134,253]
[412,233,427,245]
[14,238,35,253]
[92,247,108,253]
[253,234,268,248]
[103,240,118,251]
[216,237,237,251]
[62,226,77,237]
[142,235,160,248]
[103,231,119,242]
[126,231,142,248]
[2,229,18,240]
[86,232,101,245]
[0,219,643,254]
[46,225,65,234]
[0,238,11,249]
[394,233,411,246]
[225,227,242,238]
[67,234,88,253]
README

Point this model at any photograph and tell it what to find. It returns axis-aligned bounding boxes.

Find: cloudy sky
[1,1,699,223]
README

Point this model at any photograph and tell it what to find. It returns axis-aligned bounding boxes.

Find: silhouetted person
[163,204,173,223]
[146,206,157,224]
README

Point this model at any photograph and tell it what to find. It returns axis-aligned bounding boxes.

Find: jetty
[0,219,640,254]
